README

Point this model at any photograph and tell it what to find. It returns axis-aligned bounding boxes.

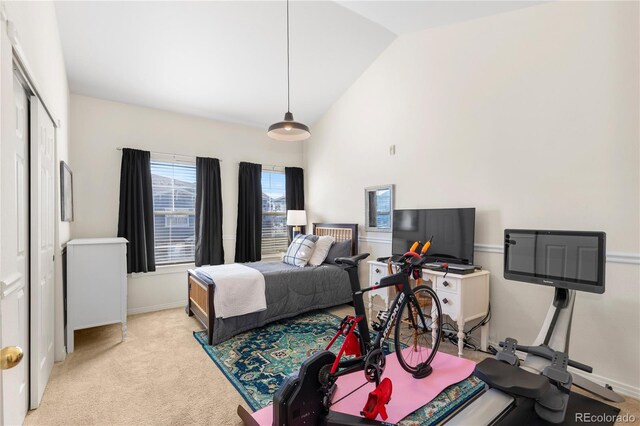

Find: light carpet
[24,307,245,426]
[24,306,639,425]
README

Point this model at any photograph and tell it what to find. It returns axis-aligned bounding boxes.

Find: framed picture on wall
[60,161,74,222]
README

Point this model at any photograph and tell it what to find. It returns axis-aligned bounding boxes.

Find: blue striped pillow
[283,234,319,267]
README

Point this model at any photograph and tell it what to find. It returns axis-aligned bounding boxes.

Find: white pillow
[282,234,319,267]
[308,236,335,266]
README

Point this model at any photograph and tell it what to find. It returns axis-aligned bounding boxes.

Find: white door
[0,74,30,424]
[30,96,55,409]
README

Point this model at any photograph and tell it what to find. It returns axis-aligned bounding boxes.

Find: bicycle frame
[328,265,431,380]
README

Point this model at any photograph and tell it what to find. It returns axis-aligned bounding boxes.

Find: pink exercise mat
[250,348,476,425]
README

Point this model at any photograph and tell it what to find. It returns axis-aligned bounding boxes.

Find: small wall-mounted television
[392,208,476,265]
[504,229,606,294]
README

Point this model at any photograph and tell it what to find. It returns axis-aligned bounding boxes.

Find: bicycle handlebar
[389,252,432,270]
[420,236,434,254]
[498,341,593,373]
[389,237,436,269]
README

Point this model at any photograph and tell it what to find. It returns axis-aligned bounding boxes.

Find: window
[261,170,288,255]
[151,161,196,264]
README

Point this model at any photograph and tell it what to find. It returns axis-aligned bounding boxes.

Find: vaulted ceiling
[54,1,543,129]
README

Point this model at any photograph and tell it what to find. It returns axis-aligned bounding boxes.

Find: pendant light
[267,0,310,141]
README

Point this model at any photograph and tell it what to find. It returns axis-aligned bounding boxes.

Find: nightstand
[421,269,490,356]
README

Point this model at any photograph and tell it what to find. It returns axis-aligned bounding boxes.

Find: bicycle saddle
[475,358,551,399]
[334,253,370,267]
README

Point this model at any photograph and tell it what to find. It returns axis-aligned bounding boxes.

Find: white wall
[304,2,640,395]
[3,1,70,361]
[69,94,304,314]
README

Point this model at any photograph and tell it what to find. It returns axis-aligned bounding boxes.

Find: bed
[186,223,359,345]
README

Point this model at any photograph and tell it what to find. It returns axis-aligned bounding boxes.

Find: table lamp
[286,210,307,238]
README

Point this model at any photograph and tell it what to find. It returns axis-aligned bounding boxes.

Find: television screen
[392,208,476,264]
[504,230,606,294]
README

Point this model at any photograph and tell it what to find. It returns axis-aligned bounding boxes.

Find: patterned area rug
[194,310,484,424]
[194,311,381,409]
[398,375,484,425]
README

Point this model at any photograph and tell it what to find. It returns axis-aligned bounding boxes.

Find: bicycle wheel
[394,285,442,374]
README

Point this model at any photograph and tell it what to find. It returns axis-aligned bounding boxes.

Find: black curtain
[195,157,224,266]
[234,162,262,262]
[285,167,305,239]
[117,148,155,273]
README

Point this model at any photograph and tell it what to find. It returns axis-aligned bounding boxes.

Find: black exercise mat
[496,391,620,426]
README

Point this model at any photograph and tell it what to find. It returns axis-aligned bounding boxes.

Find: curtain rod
[115,147,220,161]
[115,148,289,170]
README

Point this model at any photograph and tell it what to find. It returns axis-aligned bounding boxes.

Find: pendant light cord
[286,0,290,113]
[267,0,310,138]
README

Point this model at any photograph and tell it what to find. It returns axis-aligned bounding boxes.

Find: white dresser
[367,260,490,356]
[421,268,490,356]
[66,238,128,353]
[367,261,397,320]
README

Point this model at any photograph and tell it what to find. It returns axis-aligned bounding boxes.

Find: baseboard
[54,346,66,363]
[486,340,639,399]
[572,370,640,400]
[127,301,185,315]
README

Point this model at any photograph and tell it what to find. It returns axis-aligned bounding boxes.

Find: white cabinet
[367,261,396,321]
[421,269,490,356]
[66,238,128,353]
[367,260,490,357]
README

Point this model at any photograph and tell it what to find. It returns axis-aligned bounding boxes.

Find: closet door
[30,96,55,408]
[0,62,30,426]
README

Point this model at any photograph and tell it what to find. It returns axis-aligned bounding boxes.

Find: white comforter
[195,264,267,319]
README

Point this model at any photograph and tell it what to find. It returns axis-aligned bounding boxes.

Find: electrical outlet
[389,144,396,155]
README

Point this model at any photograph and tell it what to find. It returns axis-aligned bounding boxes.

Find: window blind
[151,161,196,264]
[261,170,288,255]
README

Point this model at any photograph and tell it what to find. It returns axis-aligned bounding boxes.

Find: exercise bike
[271,246,444,425]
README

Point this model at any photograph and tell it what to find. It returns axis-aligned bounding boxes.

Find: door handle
[1,346,23,370]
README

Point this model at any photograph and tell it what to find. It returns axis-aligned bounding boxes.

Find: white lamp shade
[286,210,307,226]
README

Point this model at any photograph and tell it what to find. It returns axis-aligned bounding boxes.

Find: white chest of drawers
[367,261,397,321]
[367,260,490,356]
[66,238,128,353]
[421,269,490,356]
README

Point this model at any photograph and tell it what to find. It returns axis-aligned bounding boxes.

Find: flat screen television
[392,208,476,265]
[504,229,606,294]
